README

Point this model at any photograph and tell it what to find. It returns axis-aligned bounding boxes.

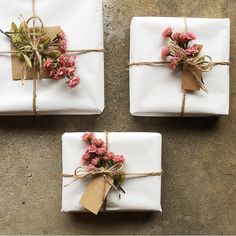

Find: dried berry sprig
[161,27,203,70]
[81,132,126,192]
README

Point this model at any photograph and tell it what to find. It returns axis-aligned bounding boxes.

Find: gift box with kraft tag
[129,17,230,117]
[61,132,162,213]
[0,0,104,115]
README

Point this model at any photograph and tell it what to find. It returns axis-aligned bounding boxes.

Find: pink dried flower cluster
[81,132,125,171]
[161,27,202,70]
[58,31,67,52]
[43,31,80,88]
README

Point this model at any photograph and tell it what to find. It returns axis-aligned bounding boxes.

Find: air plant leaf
[19,45,32,51]
[18,22,24,33]
[119,173,126,184]
[45,49,62,59]
[40,37,51,47]
[38,43,44,51]
[11,34,22,45]
[23,54,32,68]
[11,22,18,33]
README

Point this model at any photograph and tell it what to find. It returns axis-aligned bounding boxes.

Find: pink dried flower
[91,158,100,166]
[49,70,56,78]
[87,144,97,154]
[82,151,90,161]
[96,146,107,155]
[113,154,125,163]
[59,54,67,66]
[43,59,54,71]
[162,27,172,37]
[184,32,196,41]
[82,151,90,164]
[93,138,104,148]
[106,152,115,160]
[172,32,184,44]
[59,39,67,52]
[68,77,80,88]
[161,47,170,58]
[54,67,68,79]
[82,132,94,142]
[185,44,201,56]
[88,164,95,171]
[67,56,76,67]
[59,55,76,67]
[67,67,76,76]
[170,56,180,70]
[58,31,66,40]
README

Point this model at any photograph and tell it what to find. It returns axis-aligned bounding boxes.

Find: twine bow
[0,0,104,115]
[128,18,230,116]
[168,40,210,93]
[63,163,162,186]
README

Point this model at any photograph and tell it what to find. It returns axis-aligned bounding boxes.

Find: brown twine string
[180,17,188,116]
[0,0,104,115]
[128,60,229,68]
[66,49,104,55]
[102,131,109,212]
[32,0,37,115]
[128,17,230,116]
[0,48,105,55]
[63,162,163,179]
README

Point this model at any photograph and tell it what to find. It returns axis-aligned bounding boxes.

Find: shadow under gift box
[0,0,104,115]
[129,17,230,117]
[61,132,162,212]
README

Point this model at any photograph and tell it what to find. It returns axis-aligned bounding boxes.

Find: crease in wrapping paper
[11,26,61,80]
[79,175,114,215]
[182,64,201,91]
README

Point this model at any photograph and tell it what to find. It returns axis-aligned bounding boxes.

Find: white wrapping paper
[129,17,230,116]
[62,132,162,212]
[0,0,104,115]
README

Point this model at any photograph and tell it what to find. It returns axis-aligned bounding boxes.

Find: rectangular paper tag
[79,176,113,215]
[11,26,61,80]
[181,64,201,91]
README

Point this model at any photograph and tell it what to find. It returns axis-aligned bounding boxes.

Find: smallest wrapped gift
[62,132,162,214]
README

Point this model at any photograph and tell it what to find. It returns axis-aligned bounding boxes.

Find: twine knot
[170,42,213,72]
[72,163,124,180]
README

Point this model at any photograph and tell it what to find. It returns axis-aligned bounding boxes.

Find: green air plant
[0,17,62,79]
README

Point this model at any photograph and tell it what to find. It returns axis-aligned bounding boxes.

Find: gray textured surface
[0,0,236,234]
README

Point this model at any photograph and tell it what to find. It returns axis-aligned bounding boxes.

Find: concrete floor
[0,0,236,234]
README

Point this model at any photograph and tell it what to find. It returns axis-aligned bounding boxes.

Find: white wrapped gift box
[129,17,230,116]
[62,132,162,212]
[0,0,104,115]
